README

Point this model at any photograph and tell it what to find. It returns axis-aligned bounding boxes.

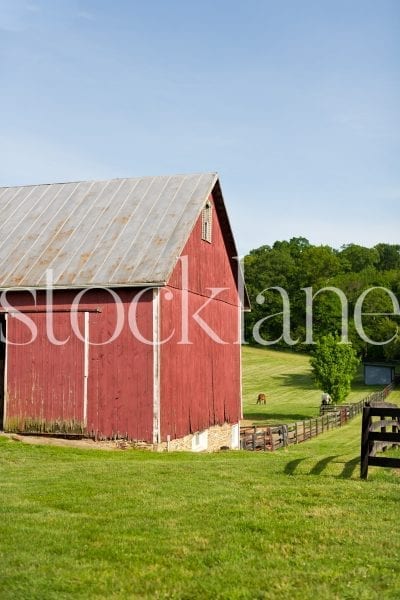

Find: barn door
[5,312,86,432]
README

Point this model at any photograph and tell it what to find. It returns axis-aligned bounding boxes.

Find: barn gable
[159,186,243,443]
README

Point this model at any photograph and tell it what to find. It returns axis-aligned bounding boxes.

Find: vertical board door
[5,312,86,428]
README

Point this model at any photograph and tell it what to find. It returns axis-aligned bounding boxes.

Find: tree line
[243,238,400,362]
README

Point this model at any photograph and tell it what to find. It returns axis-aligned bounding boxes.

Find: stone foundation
[155,422,240,452]
[2,422,240,453]
[126,422,240,452]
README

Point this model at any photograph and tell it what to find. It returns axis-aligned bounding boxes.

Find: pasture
[0,347,399,599]
[242,346,385,425]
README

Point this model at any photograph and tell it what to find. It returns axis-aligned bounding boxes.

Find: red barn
[0,173,248,450]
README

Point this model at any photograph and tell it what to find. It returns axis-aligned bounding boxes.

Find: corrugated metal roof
[0,173,220,289]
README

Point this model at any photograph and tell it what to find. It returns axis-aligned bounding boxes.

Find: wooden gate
[360,405,400,479]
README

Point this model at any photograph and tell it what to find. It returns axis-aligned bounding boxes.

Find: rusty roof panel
[0,173,219,289]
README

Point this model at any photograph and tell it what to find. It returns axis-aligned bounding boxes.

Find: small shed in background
[364,363,396,385]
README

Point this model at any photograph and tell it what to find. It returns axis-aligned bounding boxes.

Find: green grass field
[242,346,385,425]
[1,348,399,599]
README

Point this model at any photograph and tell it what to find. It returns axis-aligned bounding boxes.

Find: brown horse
[256,393,266,405]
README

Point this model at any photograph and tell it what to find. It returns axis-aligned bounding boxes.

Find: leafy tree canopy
[244,240,400,361]
[310,334,360,403]
[339,244,379,272]
[375,243,400,271]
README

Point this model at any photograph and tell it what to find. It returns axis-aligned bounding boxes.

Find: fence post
[360,405,371,479]
[380,413,387,452]
[270,427,275,451]
[282,425,288,447]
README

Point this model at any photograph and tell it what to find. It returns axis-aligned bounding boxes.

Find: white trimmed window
[201,201,212,243]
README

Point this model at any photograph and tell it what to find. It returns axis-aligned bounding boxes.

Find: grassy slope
[242,346,384,425]
[0,349,399,599]
[1,425,400,600]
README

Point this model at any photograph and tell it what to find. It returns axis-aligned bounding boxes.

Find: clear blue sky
[1,0,399,255]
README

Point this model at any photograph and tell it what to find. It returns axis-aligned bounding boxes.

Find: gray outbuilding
[364,363,396,385]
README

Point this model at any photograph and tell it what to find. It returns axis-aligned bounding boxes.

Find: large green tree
[310,334,360,403]
[339,244,379,272]
[243,239,400,360]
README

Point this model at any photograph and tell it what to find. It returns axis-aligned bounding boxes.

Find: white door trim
[83,311,89,426]
[153,289,161,444]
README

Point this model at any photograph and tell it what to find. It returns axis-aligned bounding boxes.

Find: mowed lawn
[1,422,400,599]
[242,346,385,425]
[0,349,399,599]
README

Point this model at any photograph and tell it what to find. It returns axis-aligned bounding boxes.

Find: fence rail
[241,379,398,452]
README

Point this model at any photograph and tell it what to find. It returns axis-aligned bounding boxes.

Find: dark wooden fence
[360,405,400,479]
[241,379,398,452]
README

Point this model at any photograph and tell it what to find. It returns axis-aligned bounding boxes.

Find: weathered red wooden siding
[6,312,85,425]
[86,289,153,441]
[160,193,241,440]
[4,289,153,441]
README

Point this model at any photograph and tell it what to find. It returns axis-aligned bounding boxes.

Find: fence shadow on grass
[337,456,360,480]
[284,458,307,476]
[309,455,340,476]
[284,456,360,479]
